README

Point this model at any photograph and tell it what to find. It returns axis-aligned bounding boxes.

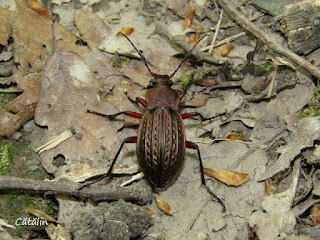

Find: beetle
[82,33,225,211]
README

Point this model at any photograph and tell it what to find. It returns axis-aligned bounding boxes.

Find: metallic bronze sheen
[137,108,186,187]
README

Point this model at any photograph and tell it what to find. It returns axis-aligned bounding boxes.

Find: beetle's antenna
[170,34,208,79]
[119,32,156,79]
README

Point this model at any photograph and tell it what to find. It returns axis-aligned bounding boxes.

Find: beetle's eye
[168,80,174,86]
[147,79,156,89]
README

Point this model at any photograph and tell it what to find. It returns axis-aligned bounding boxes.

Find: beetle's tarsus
[79,137,137,191]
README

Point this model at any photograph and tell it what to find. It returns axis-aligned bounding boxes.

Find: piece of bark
[282,0,320,54]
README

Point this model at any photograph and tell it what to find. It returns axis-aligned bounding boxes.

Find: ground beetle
[82,33,225,211]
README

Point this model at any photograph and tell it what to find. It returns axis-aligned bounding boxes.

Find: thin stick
[209,9,224,55]
[0,176,152,203]
[217,0,320,80]
[267,66,278,98]
[200,32,246,52]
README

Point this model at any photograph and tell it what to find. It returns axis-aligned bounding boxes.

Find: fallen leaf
[154,197,172,216]
[192,22,205,32]
[26,208,58,223]
[195,77,217,87]
[183,5,196,29]
[0,0,88,136]
[187,32,200,46]
[0,104,36,136]
[213,44,233,57]
[265,179,275,195]
[117,27,134,37]
[34,36,122,175]
[310,204,320,226]
[204,168,250,186]
[74,9,110,49]
[27,0,50,15]
[226,132,245,141]
[140,207,154,217]
[182,93,209,107]
[249,161,300,239]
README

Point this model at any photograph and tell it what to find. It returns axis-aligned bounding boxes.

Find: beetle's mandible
[82,33,225,211]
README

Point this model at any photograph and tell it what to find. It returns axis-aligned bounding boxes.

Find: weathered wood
[282,0,320,54]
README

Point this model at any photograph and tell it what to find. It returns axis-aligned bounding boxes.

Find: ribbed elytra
[137,108,185,187]
[81,33,226,211]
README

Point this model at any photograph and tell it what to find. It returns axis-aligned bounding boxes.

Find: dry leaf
[26,208,58,223]
[226,132,244,141]
[182,93,209,107]
[27,0,50,15]
[154,197,172,216]
[265,179,275,195]
[0,0,86,136]
[195,78,217,87]
[213,44,233,57]
[34,38,122,174]
[0,104,36,136]
[74,9,110,49]
[204,168,250,186]
[187,32,200,46]
[183,5,196,29]
[140,207,154,217]
[192,22,205,32]
[310,204,320,226]
[117,27,134,37]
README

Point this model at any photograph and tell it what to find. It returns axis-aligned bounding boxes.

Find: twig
[0,176,152,204]
[267,66,278,98]
[200,32,246,52]
[209,9,224,55]
[155,22,227,65]
[217,0,320,80]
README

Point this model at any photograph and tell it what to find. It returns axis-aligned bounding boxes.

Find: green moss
[299,86,320,118]
[0,143,13,174]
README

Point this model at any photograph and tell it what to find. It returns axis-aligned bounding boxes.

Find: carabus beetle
[82,33,225,211]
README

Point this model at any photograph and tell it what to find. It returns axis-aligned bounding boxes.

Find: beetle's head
[147,74,173,89]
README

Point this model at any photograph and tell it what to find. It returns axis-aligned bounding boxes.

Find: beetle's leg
[181,112,206,121]
[179,92,186,101]
[88,109,143,119]
[186,141,226,212]
[135,97,147,109]
[79,136,137,190]
[123,92,148,109]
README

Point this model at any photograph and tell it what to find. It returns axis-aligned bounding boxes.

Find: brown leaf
[204,168,250,186]
[265,179,275,195]
[26,208,57,223]
[0,105,36,136]
[154,197,172,216]
[213,44,233,57]
[140,207,154,217]
[226,132,245,141]
[117,27,134,37]
[187,32,200,46]
[195,78,217,87]
[27,0,50,15]
[183,5,196,29]
[310,204,320,226]
[34,43,122,174]
[182,93,209,107]
[0,0,87,135]
[192,22,205,32]
[74,9,110,49]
